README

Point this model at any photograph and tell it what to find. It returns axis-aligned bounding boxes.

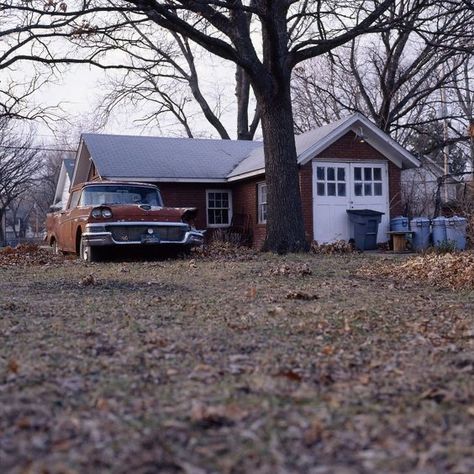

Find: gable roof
[227,113,420,180]
[81,133,261,182]
[73,113,419,186]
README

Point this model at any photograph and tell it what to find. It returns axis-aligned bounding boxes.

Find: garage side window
[257,182,267,224]
[206,190,232,227]
[353,166,383,196]
[316,166,346,197]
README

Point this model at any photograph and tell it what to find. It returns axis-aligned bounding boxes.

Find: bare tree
[1,0,473,251]
[0,119,43,245]
[292,0,473,153]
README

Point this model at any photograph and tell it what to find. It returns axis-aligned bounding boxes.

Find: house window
[206,190,232,227]
[257,182,267,224]
[353,166,383,197]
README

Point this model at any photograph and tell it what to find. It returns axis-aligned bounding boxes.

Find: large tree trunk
[256,80,308,253]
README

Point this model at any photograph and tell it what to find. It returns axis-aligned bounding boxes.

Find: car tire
[79,235,99,262]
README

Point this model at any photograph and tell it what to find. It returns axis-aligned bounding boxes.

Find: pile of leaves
[310,240,355,254]
[0,243,68,267]
[360,251,474,289]
[192,241,259,261]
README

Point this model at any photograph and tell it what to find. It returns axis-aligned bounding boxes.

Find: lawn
[1,249,474,473]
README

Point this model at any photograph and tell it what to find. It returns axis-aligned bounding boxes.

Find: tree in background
[292,1,473,172]
[0,119,43,245]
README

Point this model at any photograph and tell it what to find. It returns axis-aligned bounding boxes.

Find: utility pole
[440,64,450,202]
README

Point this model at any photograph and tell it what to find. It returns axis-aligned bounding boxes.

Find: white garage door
[312,161,390,244]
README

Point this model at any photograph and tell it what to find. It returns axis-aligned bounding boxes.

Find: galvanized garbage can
[432,217,447,248]
[390,216,409,232]
[446,216,467,251]
[346,209,384,250]
[410,217,431,252]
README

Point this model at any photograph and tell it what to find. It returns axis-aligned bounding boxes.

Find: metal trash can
[446,216,467,251]
[390,216,409,232]
[410,217,431,252]
[432,217,447,248]
[346,209,384,250]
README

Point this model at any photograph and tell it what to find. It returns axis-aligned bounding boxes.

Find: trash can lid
[346,209,385,216]
[410,216,430,224]
[447,216,467,223]
[432,216,447,224]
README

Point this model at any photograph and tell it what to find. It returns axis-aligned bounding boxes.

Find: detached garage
[67,113,419,249]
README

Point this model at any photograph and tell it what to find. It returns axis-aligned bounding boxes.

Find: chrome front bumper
[82,222,205,247]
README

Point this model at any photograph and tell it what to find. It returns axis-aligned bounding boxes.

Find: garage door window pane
[373,168,382,181]
[374,183,382,196]
[327,183,336,196]
[364,168,372,180]
[364,183,372,196]
[317,183,325,196]
[337,168,345,181]
[354,167,362,181]
[317,167,325,180]
[327,167,335,181]
[338,183,346,196]
[355,183,362,196]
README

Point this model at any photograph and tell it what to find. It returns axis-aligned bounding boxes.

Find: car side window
[68,191,81,209]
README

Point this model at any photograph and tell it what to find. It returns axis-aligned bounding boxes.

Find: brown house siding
[231,175,266,249]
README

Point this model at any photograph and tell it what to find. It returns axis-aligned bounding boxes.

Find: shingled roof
[74,114,419,186]
[81,133,261,181]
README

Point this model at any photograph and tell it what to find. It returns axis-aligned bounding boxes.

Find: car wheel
[79,235,99,262]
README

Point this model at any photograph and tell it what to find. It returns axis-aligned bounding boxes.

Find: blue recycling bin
[390,216,409,232]
[346,209,384,250]
[432,217,447,248]
[446,216,467,250]
[410,217,431,252]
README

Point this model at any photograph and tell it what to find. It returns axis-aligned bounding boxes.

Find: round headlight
[91,208,102,218]
[101,208,113,218]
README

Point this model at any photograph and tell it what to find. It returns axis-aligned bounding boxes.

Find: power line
[0,145,76,153]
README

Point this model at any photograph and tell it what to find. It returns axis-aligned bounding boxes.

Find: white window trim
[206,189,233,228]
[257,182,267,224]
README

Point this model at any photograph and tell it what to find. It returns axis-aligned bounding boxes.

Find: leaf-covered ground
[1,251,474,473]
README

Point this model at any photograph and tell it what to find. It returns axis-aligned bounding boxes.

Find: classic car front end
[47,182,205,261]
[82,219,204,248]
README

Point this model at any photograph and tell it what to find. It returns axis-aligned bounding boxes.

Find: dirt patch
[1,253,473,473]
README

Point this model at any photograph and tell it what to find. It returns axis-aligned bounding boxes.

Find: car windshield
[81,185,163,206]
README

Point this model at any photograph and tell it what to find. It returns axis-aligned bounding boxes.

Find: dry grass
[1,250,474,473]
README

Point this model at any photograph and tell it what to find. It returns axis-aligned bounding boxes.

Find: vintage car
[46,181,205,261]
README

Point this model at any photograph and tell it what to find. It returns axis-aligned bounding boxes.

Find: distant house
[401,156,461,217]
[68,113,420,248]
[51,158,75,210]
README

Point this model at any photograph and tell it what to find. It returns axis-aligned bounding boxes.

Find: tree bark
[256,80,308,253]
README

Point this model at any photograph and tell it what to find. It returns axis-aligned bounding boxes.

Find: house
[69,113,420,248]
[51,158,75,210]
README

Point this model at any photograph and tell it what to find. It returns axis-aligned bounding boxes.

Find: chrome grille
[106,225,186,242]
